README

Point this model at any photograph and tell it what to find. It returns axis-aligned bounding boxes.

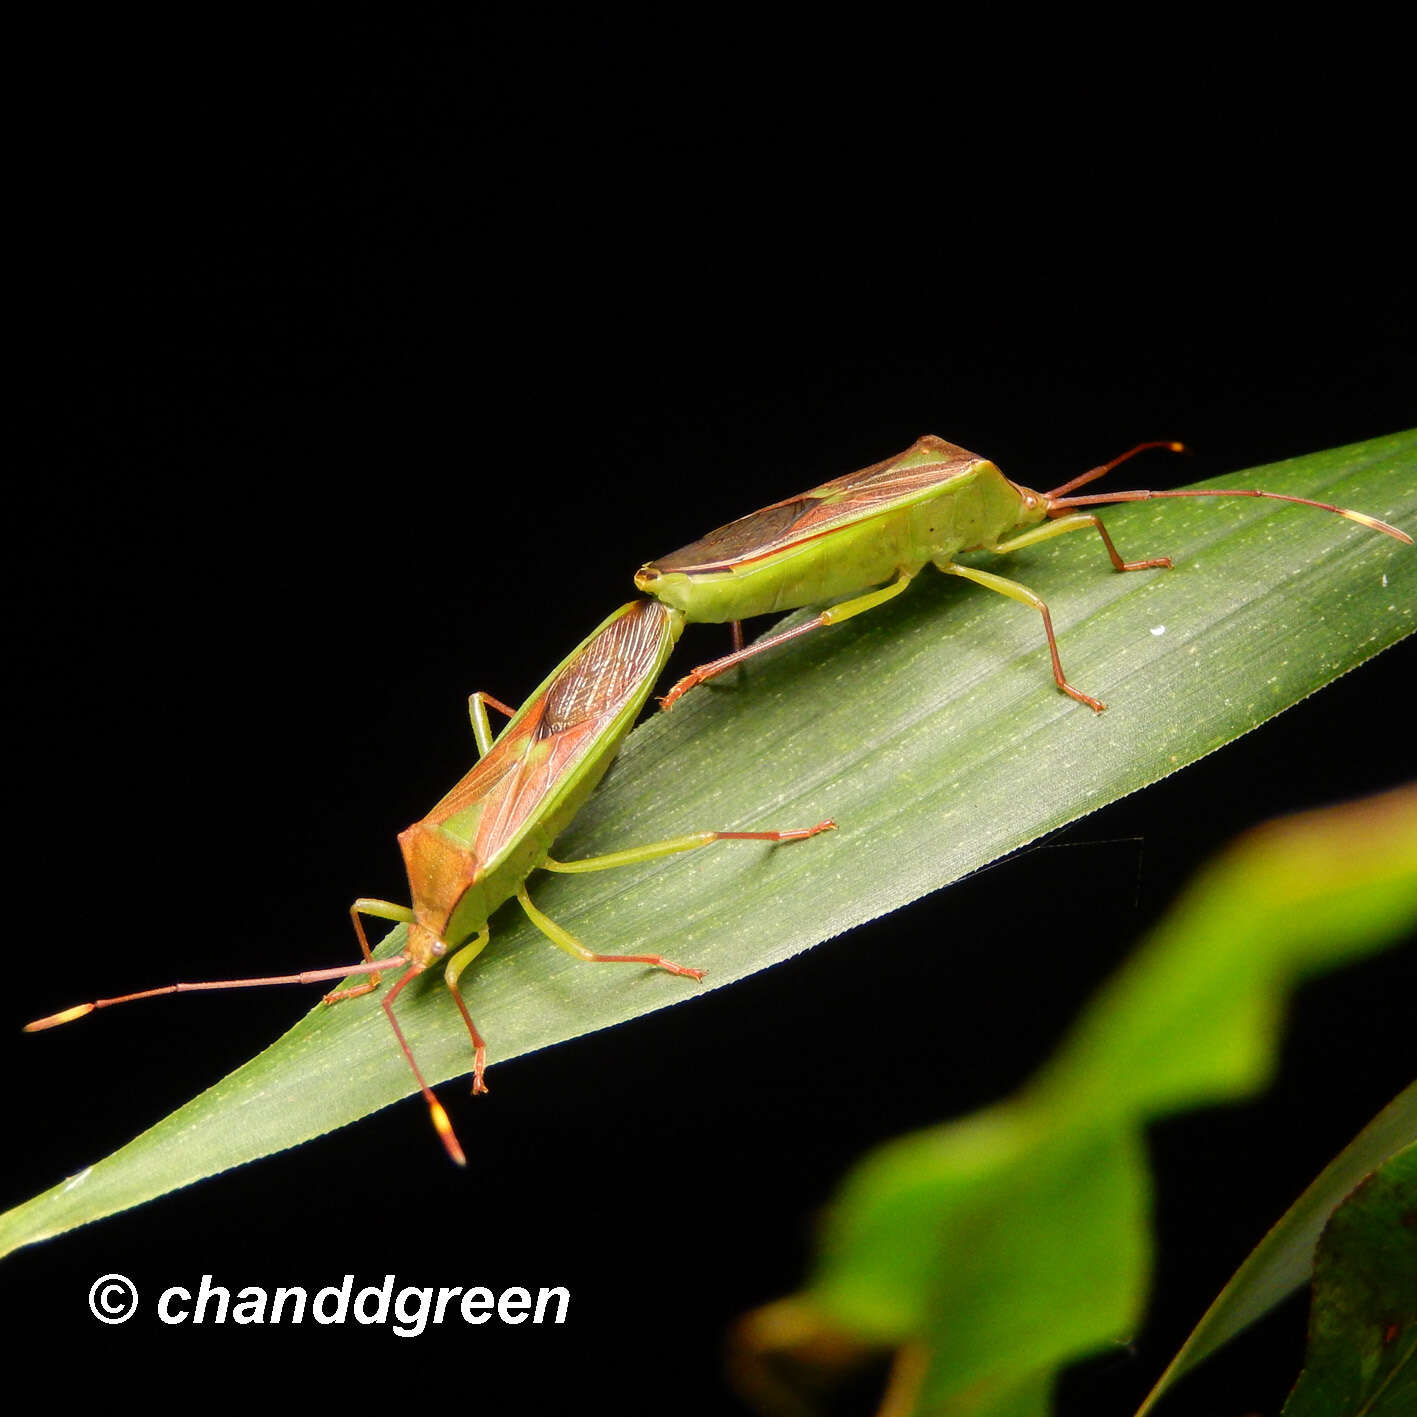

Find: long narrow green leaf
[1136,1080,1417,1414]
[2,432,1413,1255]
[1282,1143,1417,1415]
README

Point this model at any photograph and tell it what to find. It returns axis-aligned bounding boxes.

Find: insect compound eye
[431,941,448,958]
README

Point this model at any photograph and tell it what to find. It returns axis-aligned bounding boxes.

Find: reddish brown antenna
[1045,443,1411,544]
[24,949,471,1168]
[1044,441,1189,498]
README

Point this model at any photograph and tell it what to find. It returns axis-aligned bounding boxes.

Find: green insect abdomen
[735,513,923,617]
[654,508,924,623]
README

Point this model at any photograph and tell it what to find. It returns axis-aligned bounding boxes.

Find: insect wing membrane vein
[658,437,987,573]
[542,600,665,730]
[467,601,670,876]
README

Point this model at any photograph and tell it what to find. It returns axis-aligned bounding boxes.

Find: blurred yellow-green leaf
[738,785,1417,1414]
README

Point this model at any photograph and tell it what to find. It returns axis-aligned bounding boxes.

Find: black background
[7,40,1415,1416]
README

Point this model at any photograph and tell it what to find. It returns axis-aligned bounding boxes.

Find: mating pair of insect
[26,436,1410,1163]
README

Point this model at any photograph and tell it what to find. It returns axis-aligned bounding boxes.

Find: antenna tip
[429,1099,467,1166]
[1345,510,1412,543]
[23,1002,95,1032]
[1168,441,1189,454]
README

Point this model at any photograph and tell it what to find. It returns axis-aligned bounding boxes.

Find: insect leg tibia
[542,819,835,874]
[516,882,705,980]
[468,691,517,756]
[379,961,467,1167]
[994,513,1171,572]
[658,570,914,710]
[940,562,1107,712]
[444,930,491,1095]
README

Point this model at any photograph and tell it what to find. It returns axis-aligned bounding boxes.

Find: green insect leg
[326,898,417,1002]
[516,881,706,980]
[467,691,517,757]
[660,568,916,708]
[377,958,467,1166]
[443,929,492,1094]
[937,561,1107,712]
[991,512,1172,572]
[521,819,833,977]
[540,819,835,875]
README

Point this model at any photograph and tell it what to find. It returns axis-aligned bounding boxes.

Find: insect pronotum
[26,600,835,1163]
[635,437,1410,712]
